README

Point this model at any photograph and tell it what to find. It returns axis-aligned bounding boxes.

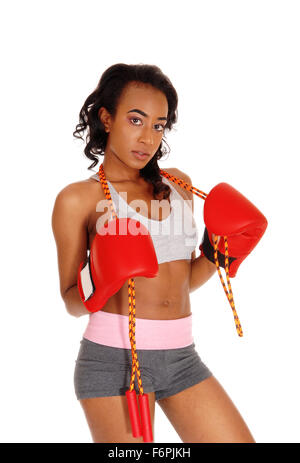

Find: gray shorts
[74,338,213,401]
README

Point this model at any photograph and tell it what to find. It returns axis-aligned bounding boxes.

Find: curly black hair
[73,63,178,200]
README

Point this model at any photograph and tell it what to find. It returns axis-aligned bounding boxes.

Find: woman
[51,63,255,443]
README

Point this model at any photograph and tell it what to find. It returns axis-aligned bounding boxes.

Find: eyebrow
[127,108,167,121]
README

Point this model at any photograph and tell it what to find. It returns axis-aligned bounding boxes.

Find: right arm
[51,183,90,317]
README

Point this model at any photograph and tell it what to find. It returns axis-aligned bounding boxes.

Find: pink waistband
[83,310,194,350]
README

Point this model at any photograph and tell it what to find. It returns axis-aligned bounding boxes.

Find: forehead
[118,82,168,117]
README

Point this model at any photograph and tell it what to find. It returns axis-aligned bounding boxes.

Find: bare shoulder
[53,180,89,208]
[52,177,104,230]
[161,167,193,200]
[52,182,84,232]
[54,176,104,205]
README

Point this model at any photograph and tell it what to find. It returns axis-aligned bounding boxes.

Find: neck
[102,152,141,183]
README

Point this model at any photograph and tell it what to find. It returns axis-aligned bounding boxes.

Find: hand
[201,182,268,277]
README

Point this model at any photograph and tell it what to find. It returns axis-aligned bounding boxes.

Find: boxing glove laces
[77,166,158,443]
[159,172,268,338]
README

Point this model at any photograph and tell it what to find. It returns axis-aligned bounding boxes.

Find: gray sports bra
[90,173,199,264]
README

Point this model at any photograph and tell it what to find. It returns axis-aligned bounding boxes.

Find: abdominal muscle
[86,177,193,320]
[101,259,192,320]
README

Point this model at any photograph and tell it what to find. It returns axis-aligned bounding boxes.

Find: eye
[154,123,166,132]
[130,117,165,132]
[130,117,142,126]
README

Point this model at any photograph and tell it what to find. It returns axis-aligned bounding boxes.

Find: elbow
[61,288,79,318]
[64,301,80,318]
[62,285,90,318]
[61,295,76,318]
[64,300,87,318]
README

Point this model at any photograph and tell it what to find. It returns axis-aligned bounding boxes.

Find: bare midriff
[85,174,194,320]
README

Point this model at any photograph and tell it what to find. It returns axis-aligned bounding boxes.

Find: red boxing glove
[200,183,268,277]
[77,218,159,313]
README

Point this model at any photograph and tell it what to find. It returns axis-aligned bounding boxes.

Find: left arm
[190,254,217,293]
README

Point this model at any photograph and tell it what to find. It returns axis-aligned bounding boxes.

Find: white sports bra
[90,173,199,264]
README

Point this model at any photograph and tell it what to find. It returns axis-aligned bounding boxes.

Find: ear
[98,106,111,132]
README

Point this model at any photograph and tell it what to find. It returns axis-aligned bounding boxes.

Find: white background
[1,0,299,443]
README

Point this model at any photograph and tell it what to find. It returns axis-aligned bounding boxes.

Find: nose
[138,125,154,146]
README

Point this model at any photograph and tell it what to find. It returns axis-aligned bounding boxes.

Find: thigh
[80,391,156,443]
[157,376,255,443]
[74,339,157,442]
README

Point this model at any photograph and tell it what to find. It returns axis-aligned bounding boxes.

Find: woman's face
[99,82,168,169]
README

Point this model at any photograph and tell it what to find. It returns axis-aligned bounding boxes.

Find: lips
[132,150,150,156]
[131,151,150,160]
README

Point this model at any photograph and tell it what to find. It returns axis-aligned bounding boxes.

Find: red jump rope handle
[125,390,142,438]
[138,393,153,443]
